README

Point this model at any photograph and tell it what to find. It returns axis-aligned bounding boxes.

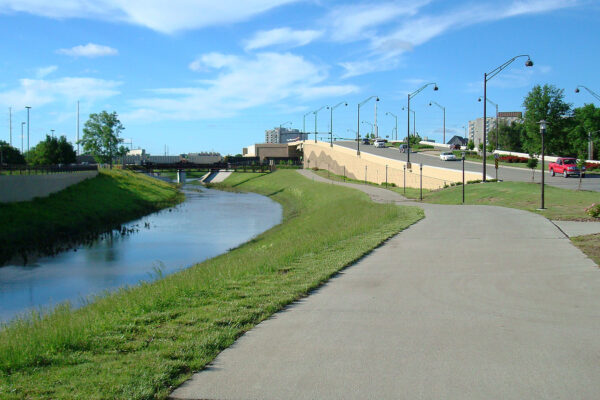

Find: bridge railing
[0,164,99,175]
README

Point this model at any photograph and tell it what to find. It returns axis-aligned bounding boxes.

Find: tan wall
[303,142,481,190]
[0,171,98,203]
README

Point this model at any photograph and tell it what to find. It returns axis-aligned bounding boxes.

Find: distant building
[447,136,468,147]
[468,111,523,146]
[265,127,308,143]
[243,143,302,161]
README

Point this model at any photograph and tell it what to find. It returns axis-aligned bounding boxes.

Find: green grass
[0,170,423,399]
[311,168,429,200]
[420,181,599,220]
[0,169,183,264]
[571,234,600,267]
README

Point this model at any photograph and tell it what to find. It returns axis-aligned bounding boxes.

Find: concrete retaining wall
[303,142,482,190]
[0,171,99,203]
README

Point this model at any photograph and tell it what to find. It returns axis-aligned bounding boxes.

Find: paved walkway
[170,170,600,400]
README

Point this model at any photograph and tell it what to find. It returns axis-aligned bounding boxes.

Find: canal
[0,185,282,323]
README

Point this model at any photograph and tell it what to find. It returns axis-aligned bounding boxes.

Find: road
[170,170,600,400]
[335,141,600,191]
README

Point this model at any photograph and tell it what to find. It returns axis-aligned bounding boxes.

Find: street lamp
[539,120,547,210]
[20,122,25,154]
[313,105,327,143]
[575,85,600,101]
[25,106,31,154]
[406,83,438,163]
[429,101,446,144]
[385,112,398,141]
[302,111,312,141]
[279,121,292,142]
[401,107,416,138]
[361,121,373,136]
[482,55,533,181]
[357,96,379,155]
[329,101,347,147]
[51,129,55,138]
[478,97,499,150]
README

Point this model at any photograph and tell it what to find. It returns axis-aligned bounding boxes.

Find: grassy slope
[0,170,423,399]
[419,181,598,221]
[0,169,183,264]
[571,233,600,266]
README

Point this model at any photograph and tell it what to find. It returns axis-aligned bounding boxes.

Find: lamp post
[406,83,438,164]
[357,96,379,155]
[279,121,292,142]
[385,111,398,141]
[361,121,373,136]
[302,111,312,141]
[313,106,327,143]
[429,101,446,144]
[25,106,31,154]
[575,85,600,101]
[401,107,416,138]
[329,101,347,147]
[20,122,25,154]
[539,120,547,210]
[478,97,499,150]
[482,55,533,181]
[51,129,55,138]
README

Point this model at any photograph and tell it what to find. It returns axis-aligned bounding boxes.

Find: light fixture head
[478,97,482,102]
[433,85,439,91]
[525,59,534,67]
[539,119,547,131]
[575,88,580,93]
[429,102,432,106]
[344,102,348,106]
[376,97,380,101]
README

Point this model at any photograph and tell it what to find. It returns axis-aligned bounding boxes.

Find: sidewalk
[170,170,600,400]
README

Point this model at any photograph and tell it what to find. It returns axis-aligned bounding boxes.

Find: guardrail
[0,164,99,175]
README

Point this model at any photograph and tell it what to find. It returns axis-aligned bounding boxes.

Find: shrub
[585,162,600,170]
[586,203,600,218]
[499,155,529,163]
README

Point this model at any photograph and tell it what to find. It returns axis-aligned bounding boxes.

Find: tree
[409,133,422,146]
[26,135,76,166]
[79,111,125,167]
[522,84,572,156]
[577,151,587,190]
[526,156,538,181]
[496,121,526,152]
[568,104,600,159]
[0,141,26,165]
[467,140,475,150]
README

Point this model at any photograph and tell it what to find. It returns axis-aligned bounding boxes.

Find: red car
[548,157,586,178]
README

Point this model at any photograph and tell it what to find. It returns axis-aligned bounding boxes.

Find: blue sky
[1,0,598,155]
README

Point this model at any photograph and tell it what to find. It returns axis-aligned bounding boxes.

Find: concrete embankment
[201,170,232,183]
[0,171,98,203]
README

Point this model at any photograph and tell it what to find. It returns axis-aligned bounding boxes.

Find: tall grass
[0,169,183,264]
[0,170,423,399]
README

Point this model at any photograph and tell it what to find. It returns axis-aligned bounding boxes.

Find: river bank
[0,169,183,265]
[0,169,423,399]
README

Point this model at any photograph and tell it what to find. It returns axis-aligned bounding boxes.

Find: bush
[586,203,600,218]
[499,155,529,163]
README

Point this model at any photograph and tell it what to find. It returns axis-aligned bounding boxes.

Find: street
[335,141,600,192]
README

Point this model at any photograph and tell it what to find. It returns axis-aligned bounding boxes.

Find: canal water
[0,186,282,323]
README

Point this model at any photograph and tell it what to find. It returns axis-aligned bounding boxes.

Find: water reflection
[0,186,282,323]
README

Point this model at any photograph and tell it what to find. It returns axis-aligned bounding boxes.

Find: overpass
[300,141,482,190]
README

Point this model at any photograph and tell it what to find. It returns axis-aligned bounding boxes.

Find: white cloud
[0,77,121,108]
[244,28,323,51]
[126,52,359,121]
[0,0,299,34]
[57,43,118,57]
[35,65,57,78]
[334,0,578,77]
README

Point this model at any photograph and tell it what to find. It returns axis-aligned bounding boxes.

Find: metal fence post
[420,163,423,201]
[403,165,406,195]
[385,164,388,188]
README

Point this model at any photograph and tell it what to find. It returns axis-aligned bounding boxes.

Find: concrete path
[170,170,600,400]
[552,220,600,237]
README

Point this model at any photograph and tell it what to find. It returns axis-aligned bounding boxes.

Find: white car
[374,140,386,148]
[440,151,456,161]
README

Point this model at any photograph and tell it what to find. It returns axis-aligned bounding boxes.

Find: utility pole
[25,106,31,154]
[77,100,80,155]
[374,100,378,138]
[8,107,12,146]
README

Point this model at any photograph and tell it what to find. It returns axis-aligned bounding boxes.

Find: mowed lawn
[0,170,423,399]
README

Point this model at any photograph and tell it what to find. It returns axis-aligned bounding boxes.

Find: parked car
[361,138,370,145]
[398,144,409,153]
[549,157,585,177]
[440,151,457,161]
